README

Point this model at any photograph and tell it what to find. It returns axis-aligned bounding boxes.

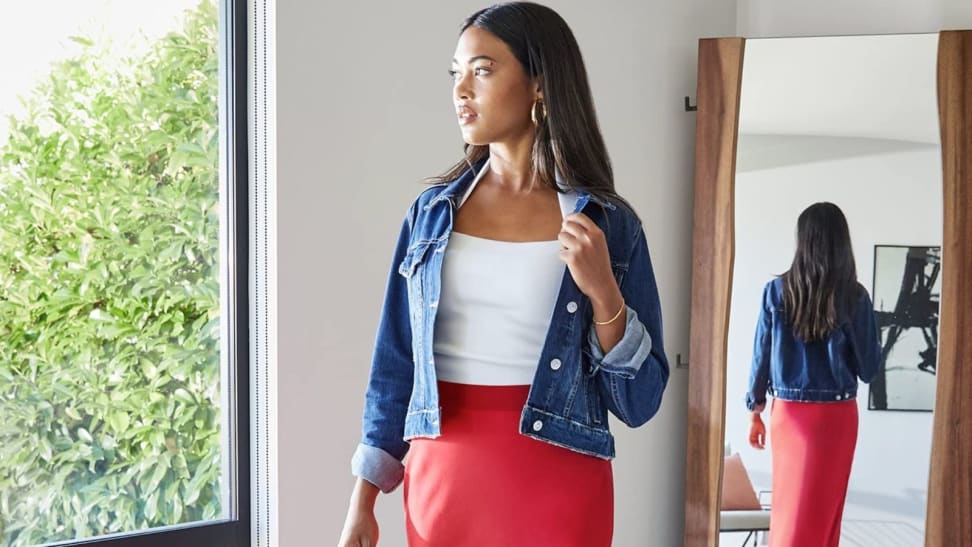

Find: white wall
[274,2,734,547]
[737,0,972,37]
[725,144,942,545]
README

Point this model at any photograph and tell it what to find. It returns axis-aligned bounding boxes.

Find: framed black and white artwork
[868,245,941,412]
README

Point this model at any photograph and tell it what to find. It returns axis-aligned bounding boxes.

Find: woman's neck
[488,138,538,193]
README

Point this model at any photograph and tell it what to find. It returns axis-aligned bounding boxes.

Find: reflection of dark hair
[431,2,629,210]
[782,202,860,342]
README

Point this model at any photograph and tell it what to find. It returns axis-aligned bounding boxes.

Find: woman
[338,3,669,546]
[745,202,881,547]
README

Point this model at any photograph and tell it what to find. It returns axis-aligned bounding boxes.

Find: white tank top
[433,233,565,385]
[432,160,577,385]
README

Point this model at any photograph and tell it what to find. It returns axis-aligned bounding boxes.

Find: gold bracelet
[593,301,625,326]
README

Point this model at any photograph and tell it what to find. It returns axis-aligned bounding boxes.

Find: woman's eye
[449,66,490,81]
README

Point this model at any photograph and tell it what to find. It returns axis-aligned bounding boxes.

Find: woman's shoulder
[410,182,450,211]
[852,281,873,304]
[763,277,784,303]
[408,161,483,215]
[597,195,643,236]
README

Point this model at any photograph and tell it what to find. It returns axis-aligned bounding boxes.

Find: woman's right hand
[338,506,379,547]
[749,413,766,450]
[338,478,381,547]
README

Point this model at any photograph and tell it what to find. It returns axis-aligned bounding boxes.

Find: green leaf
[172,495,183,523]
[39,438,54,462]
[68,36,95,47]
[144,490,159,521]
[109,411,130,433]
[173,388,194,405]
[77,428,93,443]
[146,461,167,494]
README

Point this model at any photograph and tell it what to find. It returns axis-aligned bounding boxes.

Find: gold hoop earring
[531,99,547,126]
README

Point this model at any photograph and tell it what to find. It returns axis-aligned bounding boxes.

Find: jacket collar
[424,157,616,212]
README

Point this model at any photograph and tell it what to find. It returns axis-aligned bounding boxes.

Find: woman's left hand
[749,414,766,450]
[558,213,620,306]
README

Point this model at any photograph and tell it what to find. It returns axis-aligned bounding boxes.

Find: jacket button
[532,420,543,431]
[835,394,842,400]
[566,301,578,313]
[550,358,562,370]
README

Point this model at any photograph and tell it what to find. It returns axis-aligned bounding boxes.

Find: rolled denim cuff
[587,306,652,379]
[351,442,405,493]
[745,393,766,413]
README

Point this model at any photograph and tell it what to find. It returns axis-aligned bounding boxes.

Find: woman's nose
[453,73,472,102]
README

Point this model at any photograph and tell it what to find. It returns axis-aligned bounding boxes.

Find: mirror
[683,30,972,547]
[722,34,941,545]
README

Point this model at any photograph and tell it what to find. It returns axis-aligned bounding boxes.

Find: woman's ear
[534,78,544,100]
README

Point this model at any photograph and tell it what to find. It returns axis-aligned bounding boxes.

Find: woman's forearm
[349,477,380,512]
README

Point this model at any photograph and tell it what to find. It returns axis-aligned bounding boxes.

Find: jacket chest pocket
[398,241,432,279]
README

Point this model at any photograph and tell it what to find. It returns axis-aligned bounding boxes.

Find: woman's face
[451,26,540,146]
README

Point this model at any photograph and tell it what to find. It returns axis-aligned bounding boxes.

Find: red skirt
[403,381,614,547]
[769,399,858,547]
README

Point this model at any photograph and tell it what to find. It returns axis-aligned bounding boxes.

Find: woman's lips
[457,106,478,125]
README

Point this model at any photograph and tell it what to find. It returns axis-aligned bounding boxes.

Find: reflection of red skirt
[769,399,858,547]
[404,381,613,547]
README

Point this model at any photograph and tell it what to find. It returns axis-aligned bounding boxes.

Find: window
[0,1,249,545]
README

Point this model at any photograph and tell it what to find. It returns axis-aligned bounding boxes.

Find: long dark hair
[781,202,860,342]
[430,2,628,209]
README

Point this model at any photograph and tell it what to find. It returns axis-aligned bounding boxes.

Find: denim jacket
[745,277,881,412]
[351,160,670,493]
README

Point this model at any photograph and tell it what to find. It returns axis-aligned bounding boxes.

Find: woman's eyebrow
[451,55,498,65]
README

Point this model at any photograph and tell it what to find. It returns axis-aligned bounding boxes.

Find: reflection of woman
[745,202,881,547]
[337,3,669,547]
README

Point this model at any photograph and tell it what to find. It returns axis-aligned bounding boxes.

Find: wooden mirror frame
[683,31,972,546]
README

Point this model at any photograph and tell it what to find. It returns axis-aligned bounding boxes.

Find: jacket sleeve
[350,204,416,493]
[848,288,881,383]
[585,225,669,427]
[745,282,773,412]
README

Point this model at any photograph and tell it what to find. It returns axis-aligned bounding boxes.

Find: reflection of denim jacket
[351,160,670,493]
[745,277,881,412]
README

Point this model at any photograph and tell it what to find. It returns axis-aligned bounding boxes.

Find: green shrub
[0,2,222,544]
